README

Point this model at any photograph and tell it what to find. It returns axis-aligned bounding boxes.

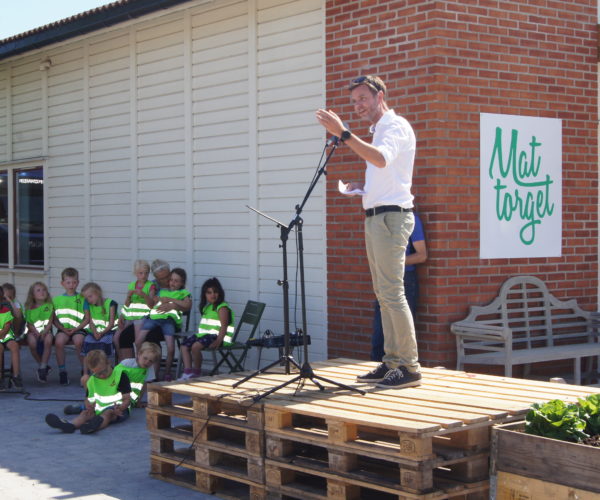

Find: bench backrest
[464,276,591,348]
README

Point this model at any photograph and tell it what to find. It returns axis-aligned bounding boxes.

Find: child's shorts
[142,317,176,337]
[82,332,115,356]
[181,334,217,349]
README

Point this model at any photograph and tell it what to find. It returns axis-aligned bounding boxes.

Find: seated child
[2,283,24,340]
[81,282,117,368]
[179,277,234,380]
[53,267,90,385]
[63,341,161,415]
[114,260,156,361]
[116,341,161,407]
[135,268,191,381]
[0,285,23,390]
[45,350,131,434]
[24,282,54,383]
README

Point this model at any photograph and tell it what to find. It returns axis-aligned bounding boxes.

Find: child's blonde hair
[25,282,52,310]
[81,282,107,315]
[86,349,109,372]
[138,341,161,360]
[133,259,150,274]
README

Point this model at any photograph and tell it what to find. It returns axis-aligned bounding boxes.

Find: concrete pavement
[0,347,217,500]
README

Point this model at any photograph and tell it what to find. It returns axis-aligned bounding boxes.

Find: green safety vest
[121,281,153,321]
[86,368,127,415]
[86,298,116,333]
[149,289,190,329]
[196,302,235,346]
[24,303,54,332]
[53,294,85,329]
[0,306,14,343]
[115,363,146,406]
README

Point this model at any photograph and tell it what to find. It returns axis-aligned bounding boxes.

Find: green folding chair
[208,300,265,376]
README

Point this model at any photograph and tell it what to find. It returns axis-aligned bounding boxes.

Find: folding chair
[207,300,265,376]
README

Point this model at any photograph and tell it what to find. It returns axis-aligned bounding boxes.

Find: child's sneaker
[59,371,69,386]
[45,413,76,433]
[178,371,194,381]
[80,415,103,434]
[37,368,47,383]
[0,378,6,392]
[11,375,23,391]
[64,403,84,415]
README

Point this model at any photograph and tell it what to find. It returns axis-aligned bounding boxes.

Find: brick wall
[325,0,598,368]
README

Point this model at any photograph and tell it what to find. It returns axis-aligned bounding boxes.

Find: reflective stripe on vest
[197,317,234,344]
[87,299,115,333]
[54,295,85,329]
[121,281,153,320]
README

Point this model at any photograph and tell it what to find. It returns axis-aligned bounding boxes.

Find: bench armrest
[451,322,512,342]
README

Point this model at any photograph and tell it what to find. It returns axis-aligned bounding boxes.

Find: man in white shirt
[316,75,421,388]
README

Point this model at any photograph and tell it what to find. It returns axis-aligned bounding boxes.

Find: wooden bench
[451,275,600,384]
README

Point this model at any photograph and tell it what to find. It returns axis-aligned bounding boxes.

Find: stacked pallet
[146,358,600,500]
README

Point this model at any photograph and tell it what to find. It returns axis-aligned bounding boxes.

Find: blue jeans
[371,269,418,362]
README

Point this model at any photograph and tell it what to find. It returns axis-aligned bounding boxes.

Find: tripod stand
[233,141,366,401]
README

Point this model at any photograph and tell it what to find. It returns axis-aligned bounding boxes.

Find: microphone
[326,122,350,147]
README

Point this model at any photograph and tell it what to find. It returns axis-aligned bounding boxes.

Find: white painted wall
[0,0,327,364]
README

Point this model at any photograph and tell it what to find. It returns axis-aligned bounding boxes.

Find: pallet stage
[146,358,600,500]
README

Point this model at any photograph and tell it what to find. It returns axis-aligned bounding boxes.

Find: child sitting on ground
[53,267,90,385]
[45,350,131,434]
[24,282,54,383]
[114,260,156,361]
[81,282,117,368]
[0,285,23,390]
[63,341,161,415]
[135,268,191,381]
[179,277,234,380]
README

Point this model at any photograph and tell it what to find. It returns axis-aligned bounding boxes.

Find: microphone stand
[233,139,366,401]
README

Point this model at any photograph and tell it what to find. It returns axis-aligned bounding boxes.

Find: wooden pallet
[147,358,600,499]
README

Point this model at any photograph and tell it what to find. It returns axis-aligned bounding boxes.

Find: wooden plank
[496,471,600,500]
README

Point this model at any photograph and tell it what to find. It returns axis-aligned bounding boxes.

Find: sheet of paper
[338,179,365,196]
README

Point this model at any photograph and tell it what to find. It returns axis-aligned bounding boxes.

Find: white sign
[480,113,562,258]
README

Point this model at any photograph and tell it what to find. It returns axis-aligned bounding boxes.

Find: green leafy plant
[525,399,588,442]
[578,393,600,437]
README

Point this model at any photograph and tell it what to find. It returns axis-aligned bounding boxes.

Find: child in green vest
[0,285,23,391]
[45,349,131,434]
[114,260,156,361]
[63,341,161,415]
[2,283,24,340]
[53,267,90,386]
[179,277,234,380]
[81,282,117,369]
[135,268,191,381]
[117,341,161,407]
[24,282,54,383]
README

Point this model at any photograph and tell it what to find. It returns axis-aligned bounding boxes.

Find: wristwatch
[340,129,352,143]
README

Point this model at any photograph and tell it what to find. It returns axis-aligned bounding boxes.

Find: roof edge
[0,0,192,61]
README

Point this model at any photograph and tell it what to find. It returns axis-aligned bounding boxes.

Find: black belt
[365,205,413,217]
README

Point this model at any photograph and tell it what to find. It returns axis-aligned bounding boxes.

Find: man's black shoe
[376,366,422,388]
[356,362,390,382]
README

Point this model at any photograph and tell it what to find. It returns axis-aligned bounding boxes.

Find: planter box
[496,471,600,500]
[491,421,600,496]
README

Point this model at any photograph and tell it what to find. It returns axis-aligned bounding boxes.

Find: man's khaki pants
[364,211,420,372]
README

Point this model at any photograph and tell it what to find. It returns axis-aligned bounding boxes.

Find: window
[0,166,44,267]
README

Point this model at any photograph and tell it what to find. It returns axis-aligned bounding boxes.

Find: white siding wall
[0,0,327,363]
